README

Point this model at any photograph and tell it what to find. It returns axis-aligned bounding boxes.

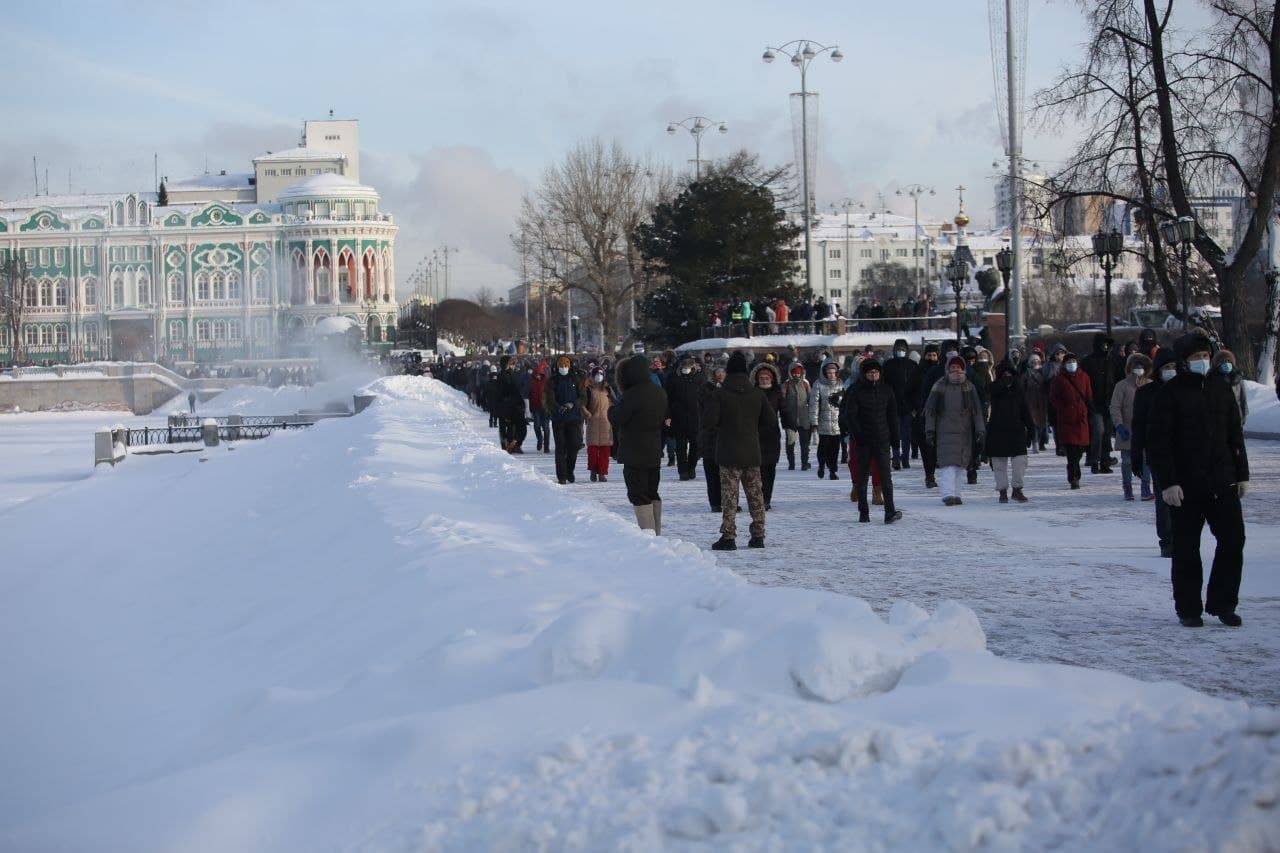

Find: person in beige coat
[1110,352,1152,500]
[582,367,615,482]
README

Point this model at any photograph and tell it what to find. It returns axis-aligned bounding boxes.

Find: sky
[0,0,1097,300]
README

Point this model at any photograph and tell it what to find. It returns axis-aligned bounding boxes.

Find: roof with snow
[166,173,254,191]
[278,173,378,201]
[0,192,158,213]
[253,147,347,163]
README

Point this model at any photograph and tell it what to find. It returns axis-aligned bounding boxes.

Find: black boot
[786,445,796,470]
[884,508,902,524]
[711,536,736,551]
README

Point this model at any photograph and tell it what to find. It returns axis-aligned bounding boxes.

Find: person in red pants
[582,367,615,482]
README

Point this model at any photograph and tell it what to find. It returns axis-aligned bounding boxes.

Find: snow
[1245,379,1280,435]
[277,173,378,199]
[678,330,945,353]
[166,173,254,190]
[1,377,1278,851]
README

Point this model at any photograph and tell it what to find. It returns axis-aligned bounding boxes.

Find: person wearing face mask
[1131,348,1179,554]
[750,363,784,510]
[840,358,902,522]
[699,366,729,512]
[582,367,615,482]
[543,355,587,484]
[608,355,669,533]
[1109,352,1153,500]
[1044,343,1068,455]
[1211,349,1248,427]
[1081,333,1121,474]
[882,339,921,472]
[984,360,1035,503]
[667,357,704,481]
[809,360,845,480]
[1049,352,1092,489]
[782,362,813,471]
[706,352,772,550]
[1147,333,1250,628]
[1023,352,1049,453]
[924,355,985,505]
[914,344,943,487]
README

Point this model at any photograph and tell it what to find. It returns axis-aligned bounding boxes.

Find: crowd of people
[432,325,1252,628]
[708,295,942,336]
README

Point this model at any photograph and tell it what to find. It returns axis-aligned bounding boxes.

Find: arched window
[39,325,52,346]
[253,269,270,301]
[212,321,226,341]
[136,271,151,306]
[0,326,9,347]
[24,326,38,347]
[362,251,376,300]
[55,325,68,347]
[138,201,149,224]
[196,320,210,341]
[227,270,242,301]
[168,320,183,342]
[39,279,53,306]
[126,196,136,225]
[84,276,97,306]
[314,249,331,303]
[337,249,354,303]
[25,281,37,305]
[195,271,210,301]
[112,273,125,307]
[211,271,226,301]
[228,320,242,340]
[54,278,68,307]
[381,248,393,301]
[291,249,307,304]
[367,316,381,343]
[84,323,99,347]
[113,201,124,225]
[168,272,184,303]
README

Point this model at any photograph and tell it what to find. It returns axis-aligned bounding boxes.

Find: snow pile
[1246,379,1280,434]
[206,370,378,415]
[0,376,1276,852]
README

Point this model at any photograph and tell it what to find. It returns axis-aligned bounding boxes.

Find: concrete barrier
[0,372,183,415]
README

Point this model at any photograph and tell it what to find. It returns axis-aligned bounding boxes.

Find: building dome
[278,173,379,202]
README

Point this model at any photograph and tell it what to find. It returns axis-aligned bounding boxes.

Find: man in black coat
[705,351,773,550]
[1147,333,1250,628]
[608,354,669,534]
[667,356,703,481]
[698,365,728,512]
[496,355,527,453]
[881,338,921,471]
[1080,332,1121,473]
[840,359,902,523]
[1131,347,1178,556]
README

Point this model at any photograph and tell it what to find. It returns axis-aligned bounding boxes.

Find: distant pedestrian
[782,361,812,471]
[609,355,668,533]
[1110,352,1152,500]
[698,366,727,512]
[809,360,844,480]
[187,391,197,414]
[707,352,772,550]
[750,362,783,510]
[840,358,902,523]
[1212,349,1248,427]
[924,355,985,506]
[1049,352,1092,489]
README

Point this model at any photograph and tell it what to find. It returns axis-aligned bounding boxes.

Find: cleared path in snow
[502,407,1280,708]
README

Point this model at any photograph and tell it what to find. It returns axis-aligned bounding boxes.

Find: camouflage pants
[719,465,766,539]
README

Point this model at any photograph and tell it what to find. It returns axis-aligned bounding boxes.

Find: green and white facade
[0,118,398,365]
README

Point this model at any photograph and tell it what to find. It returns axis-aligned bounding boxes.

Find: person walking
[699,365,728,512]
[782,361,813,471]
[496,355,526,453]
[1081,333,1120,473]
[187,390,197,414]
[1131,348,1179,555]
[985,360,1034,503]
[527,360,551,453]
[1023,351,1049,453]
[840,358,902,523]
[915,344,942,488]
[751,362,783,510]
[707,352,772,550]
[1110,352,1153,500]
[924,355,985,506]
[668,356,703,480]
[809,359,844,480]
[1049,352,1092,489]
[544,355,586,484]
[1212,349,1249,427]
[1147,334,1250,628]
[608,354,668,533]
[882,339,921,471]
[582,366,614,482]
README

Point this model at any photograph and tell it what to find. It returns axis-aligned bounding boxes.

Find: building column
[242,238,252,358]
[185,240,195,361]
[305,238,315,305]
[329,237,338,309]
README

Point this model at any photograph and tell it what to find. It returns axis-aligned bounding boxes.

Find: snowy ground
[1,375,1277,851]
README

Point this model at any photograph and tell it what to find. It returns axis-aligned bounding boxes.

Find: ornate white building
[0,118,398,365]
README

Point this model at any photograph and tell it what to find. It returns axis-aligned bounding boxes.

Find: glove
[1238,481,1248,499]
[828,392,843,406]
[1115,424,1131,441]
[1162,485,1184,507]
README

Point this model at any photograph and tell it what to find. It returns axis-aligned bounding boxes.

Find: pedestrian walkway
[510,432,1280,708]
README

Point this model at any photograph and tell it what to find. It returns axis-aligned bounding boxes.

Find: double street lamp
[1090,229,1124,337]
[995,246,1014,355]
[666,116,728,180]
[1158,216,1197,328]
[896,184,935,298]
[763,38,843,296]
[948,255,970,344]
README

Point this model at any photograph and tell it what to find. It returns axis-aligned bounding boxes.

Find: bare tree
[1034,0,1279,374]
[516,139,674,354]
[1,255,32,365]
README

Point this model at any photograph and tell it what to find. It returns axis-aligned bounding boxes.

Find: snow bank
[204,368,379,415]
[1245,379,1280,435]
[1,376,1276,851]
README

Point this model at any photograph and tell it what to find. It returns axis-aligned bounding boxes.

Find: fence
[700,315,959,340]
[121,419,316,448]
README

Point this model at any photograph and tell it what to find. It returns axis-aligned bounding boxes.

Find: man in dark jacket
[543,355,586,484]
[705,351,773,550]
[667,357,703,480]
[1147,333,1250,628]
[1080,332,1120,473]
[840,358,902,523]
[698,365,727,511]
[496,355,527,453]
[609,354,669,534]
[881,338,921,471]
[1132,347,1177,556]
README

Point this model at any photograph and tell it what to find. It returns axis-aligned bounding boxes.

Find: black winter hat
[499,355,512,370]
[1152,346,1178,374]
[1174,331,1212,361]
[860,358,883,375]
[923,342,939,355]
[727,351,749,374]
[893,338,909,351]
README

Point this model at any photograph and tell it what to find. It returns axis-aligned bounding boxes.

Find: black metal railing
[122,420,315,448]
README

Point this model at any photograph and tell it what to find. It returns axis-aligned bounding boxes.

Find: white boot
[633,504,656,533]
[651,499,662,536]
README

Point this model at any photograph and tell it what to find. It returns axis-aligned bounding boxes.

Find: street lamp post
[995,246,1013,356]
[1159,216,1197,329]
[948,256,969,344]
[763,39,843,296]
[897,184,935,299]
[666,116,728,180]
[1091,229,1124,337]
[831,198,860,304]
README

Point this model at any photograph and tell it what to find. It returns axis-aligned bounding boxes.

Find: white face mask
[681,367,693,375]
[592,374,603,383]
[894,350,906,358]
[1160,367,1177,382]
[557,366,569,376]
[1029,359,1041,369]
[758,381,773,389]
[1132,368,1145,377]
[1065,362,1078,373]
[1188,358,1210,376]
